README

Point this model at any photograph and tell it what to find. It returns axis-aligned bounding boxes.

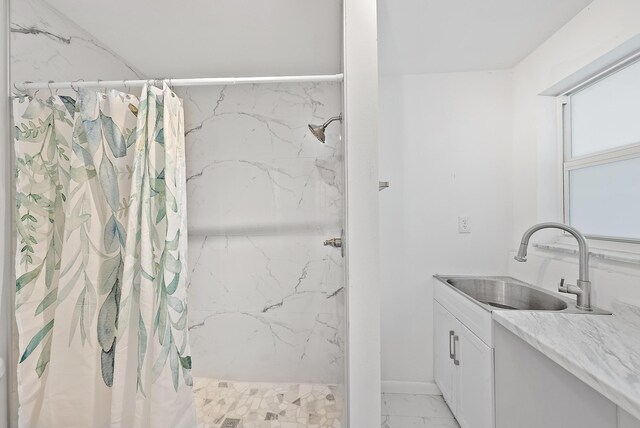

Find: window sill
[533,241,640,265]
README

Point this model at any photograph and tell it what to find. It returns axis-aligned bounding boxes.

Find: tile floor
[193,377,343,428]
[381,393,460,428]
[192,379,457,428]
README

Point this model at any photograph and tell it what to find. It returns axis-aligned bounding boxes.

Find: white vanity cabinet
[434,276,640,428]
[433,279,495,428]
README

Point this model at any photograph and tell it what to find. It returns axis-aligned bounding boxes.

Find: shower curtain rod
[13,73,344,92]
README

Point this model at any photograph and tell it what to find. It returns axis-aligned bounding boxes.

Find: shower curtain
[13,83,195,428]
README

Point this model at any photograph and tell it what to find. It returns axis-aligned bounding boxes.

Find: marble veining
[381,393,459,428]
[492,301,640,420]
[193,377,343,428]
[187,235,345,384]
[182,82,345,385]
[178,83,343,235]
[11,0,142,83]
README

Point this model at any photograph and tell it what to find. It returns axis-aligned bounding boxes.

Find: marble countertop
[492,302,640,421]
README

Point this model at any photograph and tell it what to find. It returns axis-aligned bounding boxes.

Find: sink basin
[435,276,610,314]
[446,278,568,311]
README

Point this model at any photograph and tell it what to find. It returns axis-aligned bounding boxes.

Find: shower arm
[322,115,343,128]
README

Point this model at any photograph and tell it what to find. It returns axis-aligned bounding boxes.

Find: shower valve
[323,229,345,257]
[324,237,342,248]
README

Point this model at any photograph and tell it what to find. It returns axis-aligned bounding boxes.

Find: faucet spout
[514,222,592,310]
[514,242,529,262]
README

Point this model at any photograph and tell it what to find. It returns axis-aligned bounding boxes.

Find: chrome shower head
[308,123,326,143]
[308,114,342,143]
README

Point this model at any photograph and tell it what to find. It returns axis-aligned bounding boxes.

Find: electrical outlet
[458,216,471,233]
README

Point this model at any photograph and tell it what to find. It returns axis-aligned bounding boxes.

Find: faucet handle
[558,278,567,293]
[559,278,583,296]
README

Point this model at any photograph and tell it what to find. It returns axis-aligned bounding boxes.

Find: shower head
[308,124,327,143]
[308,114,342,143]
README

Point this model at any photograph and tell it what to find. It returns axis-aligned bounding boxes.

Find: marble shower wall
[178,83,346,384]
[10,0,141,83]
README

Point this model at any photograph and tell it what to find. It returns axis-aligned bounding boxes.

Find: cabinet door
[495,323,616,428]
[434,301,457,411]
[455,321,494,428]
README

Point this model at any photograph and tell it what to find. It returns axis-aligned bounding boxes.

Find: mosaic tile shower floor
[194,377,344,428]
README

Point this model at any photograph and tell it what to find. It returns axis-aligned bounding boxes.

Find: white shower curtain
[13,83,195,428]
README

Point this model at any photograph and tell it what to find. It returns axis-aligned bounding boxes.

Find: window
[562,56,640,242]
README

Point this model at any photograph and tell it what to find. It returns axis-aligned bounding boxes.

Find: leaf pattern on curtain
[119,83,193,396]
[15,95,74,377]
[14,84,194,427]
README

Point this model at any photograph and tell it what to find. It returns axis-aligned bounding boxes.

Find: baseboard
[381,380,441,395]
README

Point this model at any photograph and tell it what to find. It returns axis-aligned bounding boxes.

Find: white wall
[378,70,513,389]
[344,0,382,425]
[508,0,640,309]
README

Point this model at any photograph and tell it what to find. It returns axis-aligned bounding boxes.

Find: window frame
[560,54,640,244]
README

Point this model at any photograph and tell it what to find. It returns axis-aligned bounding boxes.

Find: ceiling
[378,0,595,75]
[43,0,343,78]
[44,0,594,77]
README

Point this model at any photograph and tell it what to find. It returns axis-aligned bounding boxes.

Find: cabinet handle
[449,330,455,360]
[453,335,460,366]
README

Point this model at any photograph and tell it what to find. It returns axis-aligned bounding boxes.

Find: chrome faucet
[514,222,592,311]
